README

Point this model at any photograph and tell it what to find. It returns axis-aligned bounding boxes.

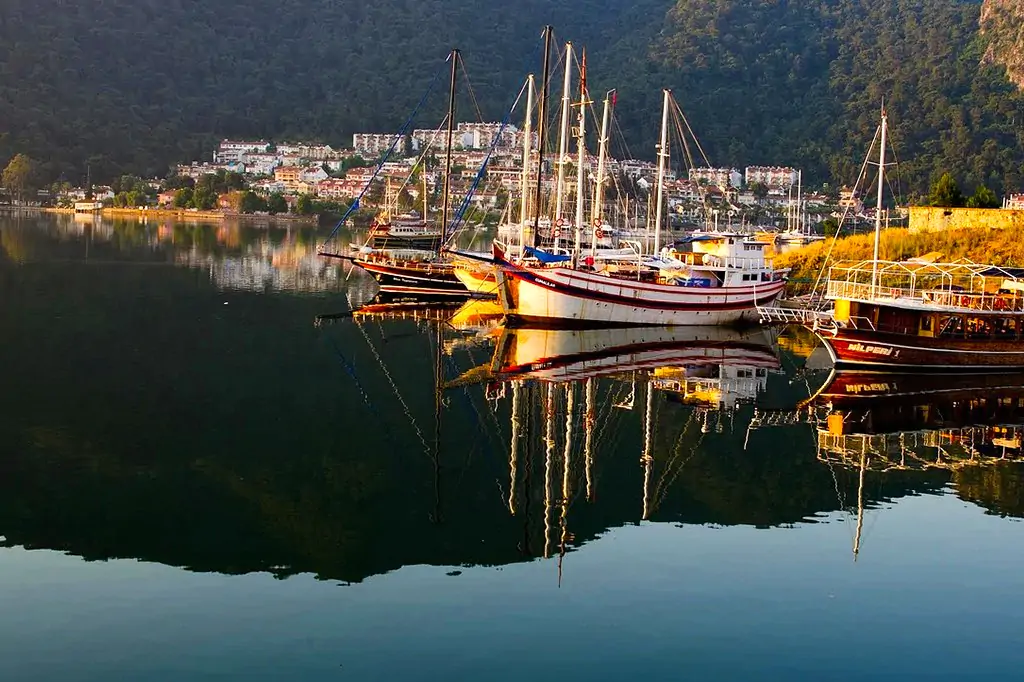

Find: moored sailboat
[493,88,786,327]
[792,107,1024,369]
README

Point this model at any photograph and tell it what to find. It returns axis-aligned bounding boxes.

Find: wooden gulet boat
[493,88,786,327]
[347,49,472,297]
[795,106,1024,369]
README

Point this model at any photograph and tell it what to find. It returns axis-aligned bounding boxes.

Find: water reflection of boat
[453,325,779,386]
[808,370,1024,470]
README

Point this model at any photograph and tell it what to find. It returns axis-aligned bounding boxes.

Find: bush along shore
[775,225,1024,294]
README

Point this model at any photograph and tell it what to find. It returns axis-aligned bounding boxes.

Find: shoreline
[39,206,317,224]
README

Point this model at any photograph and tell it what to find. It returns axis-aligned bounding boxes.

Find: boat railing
[826,280,1024,313]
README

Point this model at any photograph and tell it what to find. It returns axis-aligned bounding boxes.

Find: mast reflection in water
[5,215,1024,680]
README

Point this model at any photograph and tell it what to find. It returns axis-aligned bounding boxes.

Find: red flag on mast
[580,48,587,95]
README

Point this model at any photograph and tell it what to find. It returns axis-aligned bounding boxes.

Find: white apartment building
[215,139,270,164]
[744,166,799,189]
[352,133,404,157]
[1004,193,1024,210]
[242,153,282,177]
[689,167,742,190]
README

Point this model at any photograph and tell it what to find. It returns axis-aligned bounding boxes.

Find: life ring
[960,295,971,307]
[995,297,1007,310]
[553,228,561,239]
[556,218,566,227]
[595,228,605,239]
[593,218,602,227]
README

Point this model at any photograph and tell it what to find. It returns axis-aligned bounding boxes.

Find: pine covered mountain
[0,0,1021,194]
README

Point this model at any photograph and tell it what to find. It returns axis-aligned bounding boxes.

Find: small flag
[580,49,587,94]
[611,90,617,107]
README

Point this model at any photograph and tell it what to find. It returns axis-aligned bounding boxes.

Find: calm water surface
[2,213,1024,681]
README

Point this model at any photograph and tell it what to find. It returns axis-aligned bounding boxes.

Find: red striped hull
[819,329,1024,369]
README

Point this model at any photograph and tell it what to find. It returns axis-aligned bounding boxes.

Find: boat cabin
[663,233,777,288]
[825,259,1024,340]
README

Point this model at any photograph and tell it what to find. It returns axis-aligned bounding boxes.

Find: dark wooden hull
[355,259,470,297]
[369,234,442,251]
[818,327,1024,369]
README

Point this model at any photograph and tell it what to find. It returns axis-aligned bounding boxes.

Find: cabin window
[965,316,994,339]
[920,315,933,332]
[993,317,1017,338]
[938,315,964,338]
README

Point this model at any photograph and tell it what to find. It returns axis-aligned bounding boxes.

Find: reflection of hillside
[0,256,955,583]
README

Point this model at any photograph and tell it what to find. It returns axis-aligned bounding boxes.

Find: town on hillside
[4,123,1024,230]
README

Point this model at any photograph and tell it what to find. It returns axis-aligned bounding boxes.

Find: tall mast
[797,168,803,233]
[871,103,888,295]
[422,162,428,221]
[439,48,459,251]
[532,26,554,249]
[573,49,588,262]
[653,89,671,254]
[519,74,535,255]
[554,41,574,237]
[592,89,613,257]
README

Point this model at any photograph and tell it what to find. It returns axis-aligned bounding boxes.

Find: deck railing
[826,280,1024,313]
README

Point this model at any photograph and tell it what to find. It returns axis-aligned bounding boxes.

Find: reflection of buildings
[51,214,345,293]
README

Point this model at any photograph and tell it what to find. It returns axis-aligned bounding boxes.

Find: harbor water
[2,213,1023,681]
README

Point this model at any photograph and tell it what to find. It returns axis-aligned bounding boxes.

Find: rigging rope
[809,123,881,300]
[442,77,529,247]
[319,56,449,249]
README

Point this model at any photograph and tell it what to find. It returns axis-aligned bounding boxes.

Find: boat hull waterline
[816,328,1024,370]
[356,259,471,297]
[496,262,787,327]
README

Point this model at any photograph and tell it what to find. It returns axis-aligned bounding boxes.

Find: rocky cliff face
[981,0,1024,89]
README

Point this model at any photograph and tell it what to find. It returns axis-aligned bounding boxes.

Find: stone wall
[908,206,1024,233]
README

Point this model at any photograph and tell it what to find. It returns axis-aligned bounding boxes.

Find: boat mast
[422,162,428,221]
[871,103,888,295]
[532,26,554,249]
[519,74,535,255]
[797,169,802,233]
[653,89,671,254]
[439,48,459,251]
[554,41,574,244]
[592,89,613,257]
[573,49,588,263]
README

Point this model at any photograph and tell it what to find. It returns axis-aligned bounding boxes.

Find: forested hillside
[0,0,1022,194]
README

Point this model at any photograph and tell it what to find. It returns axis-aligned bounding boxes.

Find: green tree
[174,187,194,208]
[966,185,1000,209]
[2,154,36,203]
[267,193,288,214]
[295,193,315,215]
[239,190,268,214]
[191,185,217,210]
[929,173,965,208]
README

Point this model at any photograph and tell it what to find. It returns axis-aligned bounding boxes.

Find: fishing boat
[784,107,1024,369]
[493,87,786,327]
